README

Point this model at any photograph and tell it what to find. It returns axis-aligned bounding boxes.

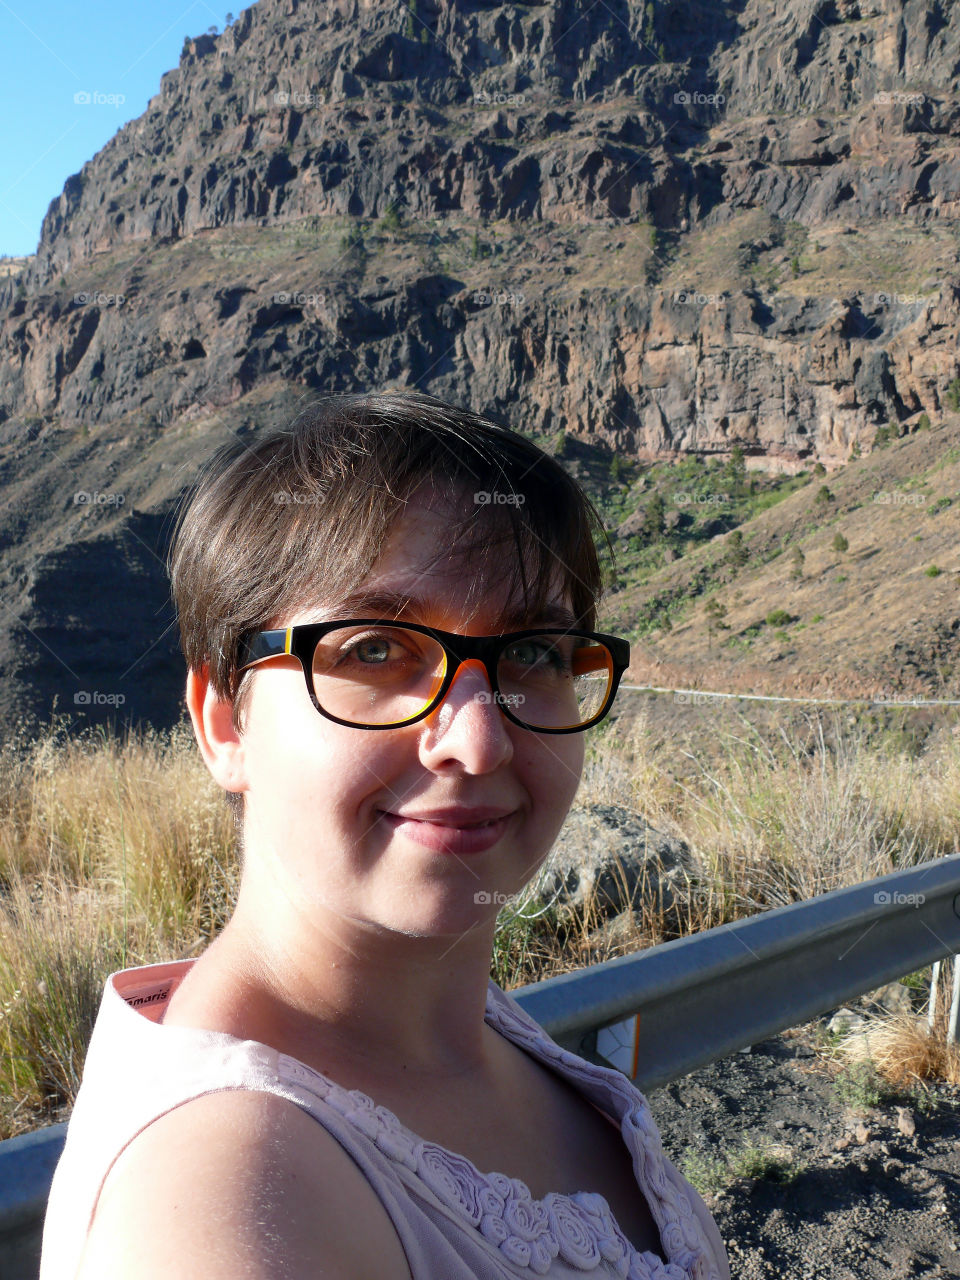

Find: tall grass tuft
[0,719,238,1138]
[0,874,130,1135]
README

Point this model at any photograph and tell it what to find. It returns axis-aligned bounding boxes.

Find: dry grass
[586,708,958,920]
[1,710,957,1139]
[0,719,237,1138]
[838,965,960,1092]
[852,1012,960,1090]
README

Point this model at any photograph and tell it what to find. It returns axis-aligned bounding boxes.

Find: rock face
[16,0,960,282]
[0,0,959,729]
[3,0,960,459]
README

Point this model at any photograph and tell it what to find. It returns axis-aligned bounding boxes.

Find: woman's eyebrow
[325,589,421,620]
[498,603,579,630]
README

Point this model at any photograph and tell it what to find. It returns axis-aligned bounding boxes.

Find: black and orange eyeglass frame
[236,620,631,734]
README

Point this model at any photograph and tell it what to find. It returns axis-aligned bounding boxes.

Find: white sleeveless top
[40,960,727,1280]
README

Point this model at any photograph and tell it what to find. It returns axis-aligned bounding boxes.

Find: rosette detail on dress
[275,983,723,1280]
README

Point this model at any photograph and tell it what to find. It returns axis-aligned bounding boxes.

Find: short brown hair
[168,391,609,725]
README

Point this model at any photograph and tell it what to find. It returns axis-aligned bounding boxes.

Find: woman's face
[232,494,585,940]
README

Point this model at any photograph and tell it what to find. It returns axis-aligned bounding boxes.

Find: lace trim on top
[276,985,718,1280]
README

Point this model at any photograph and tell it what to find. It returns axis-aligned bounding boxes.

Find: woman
[41,391,730,1279]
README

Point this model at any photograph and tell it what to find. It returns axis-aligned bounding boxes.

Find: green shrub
[832,532,849,554]
[725,445,746,496]
[925,565,942,577]
[642,2,655,43]
[642,492,665,541]
[339,223,365,255]
[765,609,792,627]
[814,485,833,505]
[727,529,749,568]
[874,423,894,448]
[380,203,402,234]
[834,1060,885,1112]
[945,378,960,412]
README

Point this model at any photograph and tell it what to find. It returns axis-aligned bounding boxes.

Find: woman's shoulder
[78,1088,413,1280]
[54,959,415,1280]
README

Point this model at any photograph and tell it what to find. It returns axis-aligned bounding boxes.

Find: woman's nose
[417,659,514,772]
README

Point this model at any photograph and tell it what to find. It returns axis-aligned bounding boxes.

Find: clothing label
[121,980,174,1020]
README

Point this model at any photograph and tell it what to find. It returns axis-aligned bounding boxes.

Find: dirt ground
[645,1017,960,1279]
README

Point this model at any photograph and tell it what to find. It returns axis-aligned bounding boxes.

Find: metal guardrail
[519,855,960,1089]
[3,856,959,1278]
[0,1122,68,1280]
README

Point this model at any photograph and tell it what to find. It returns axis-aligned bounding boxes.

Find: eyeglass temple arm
[572,645,612,676]
[236,629,290,670]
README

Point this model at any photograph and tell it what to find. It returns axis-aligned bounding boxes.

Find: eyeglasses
[236,620,631,734]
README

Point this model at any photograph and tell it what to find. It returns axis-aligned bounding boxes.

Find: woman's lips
[379,808,515,855]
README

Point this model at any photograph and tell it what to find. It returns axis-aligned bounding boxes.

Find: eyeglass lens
[310,626,614,729]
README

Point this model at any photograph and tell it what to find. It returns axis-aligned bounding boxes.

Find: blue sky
[0,0,242,258]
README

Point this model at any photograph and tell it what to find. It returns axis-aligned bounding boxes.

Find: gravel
[645,1019,960,1279]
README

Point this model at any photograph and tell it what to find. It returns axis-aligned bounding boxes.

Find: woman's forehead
[287,500,576,630]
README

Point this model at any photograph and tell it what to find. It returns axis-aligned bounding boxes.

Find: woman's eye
[353,638,392,664]
[505,641,565,669]
[341,633,413,664]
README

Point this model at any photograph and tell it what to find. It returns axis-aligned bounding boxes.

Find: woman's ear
[186,665,248,796]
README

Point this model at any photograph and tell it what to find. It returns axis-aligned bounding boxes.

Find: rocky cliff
[0,0,959,728]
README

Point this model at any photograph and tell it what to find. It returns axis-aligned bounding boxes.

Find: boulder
[529,802,694,923]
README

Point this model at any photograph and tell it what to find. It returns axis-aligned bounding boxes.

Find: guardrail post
[948,957,960,1046]
[928,959,942,1031]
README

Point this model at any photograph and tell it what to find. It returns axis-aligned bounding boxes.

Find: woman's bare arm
[77,1090,412,1280]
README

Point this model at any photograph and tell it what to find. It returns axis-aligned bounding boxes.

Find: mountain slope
[0,0,959,729]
